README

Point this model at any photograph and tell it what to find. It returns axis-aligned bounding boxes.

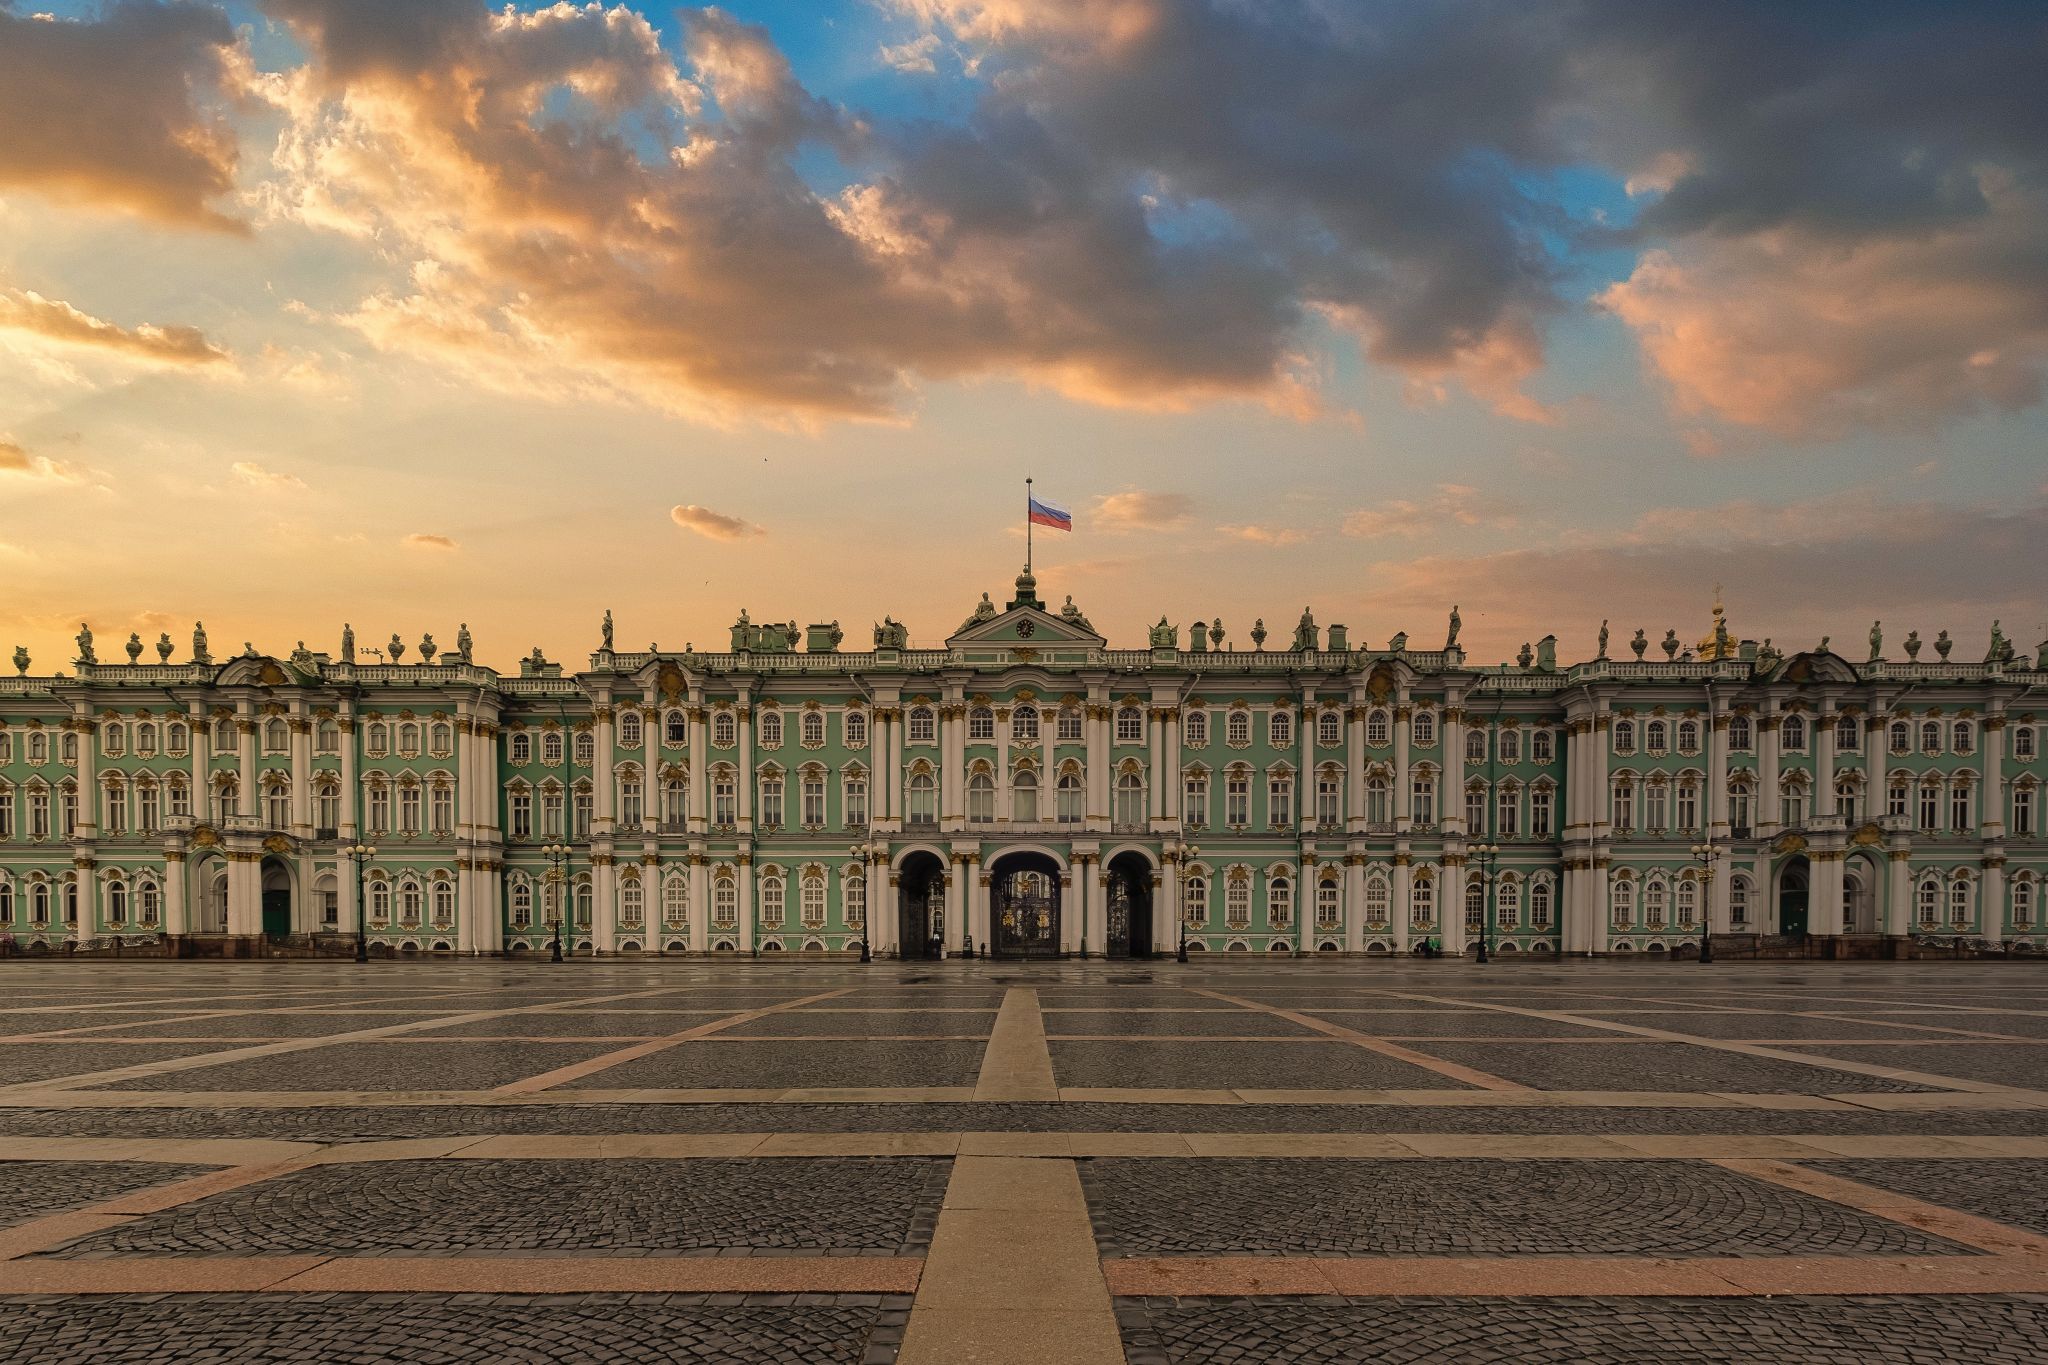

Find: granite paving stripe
[0,1162,217,1231]
[1045,1010,1324,1037]
[1078,1157,1977,1259]
[1400,1041,1949,1094]
[1715,1157,2048,1255]
[1189,987,1529,1090]
[496,987,858,1092]
[81,1042,620,1093]
[36,1157,950,1259]
[0,1291,913,1363]
[76,1013,486,1040]
[363,1011,734,1038]
[1556,1012,2008,1041]
[1778,1041,2048,1088]
[725,1010,998,1038]
[1804,1158,2048,1238]
[593,1040,990,1092]
[1112,1293,2048,1363]
[0,1044,252,1085]
[974,989,1058,1102]
[1296,1009,1625,1038]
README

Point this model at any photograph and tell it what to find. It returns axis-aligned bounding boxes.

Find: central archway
[989,849,1062,959]
[260,856,294,938]
[1105,850,1155,958]
[896,850,946,960]
[1776,855,1810,939]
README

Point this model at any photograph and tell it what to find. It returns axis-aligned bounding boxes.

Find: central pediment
[946,603,1105,650]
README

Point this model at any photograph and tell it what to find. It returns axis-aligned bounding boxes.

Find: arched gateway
[990,850,1061,959]
[896,850,947,960]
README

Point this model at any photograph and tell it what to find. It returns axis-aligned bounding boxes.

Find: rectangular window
[1918,785,1939,831]
[1530,788,1553,838]
[1225,879,1250,929]
[1268,777,1292,829]
[845,778,868,828]
[1951,786,1971,832]
[1316,778,1340,828]
[760,778,783,829]
[1410,778,1434,826]
[1225,774,1249,826]
[2015,787,2035,837]
[1497,789,1519,837]
[1183,776,1208,829]
[1466,788,1486,834]
[1676,785,1699,831]
[508,791,531,839]
[802,778,826,827]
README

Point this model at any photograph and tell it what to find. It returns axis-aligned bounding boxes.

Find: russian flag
[1028,495,1072,532]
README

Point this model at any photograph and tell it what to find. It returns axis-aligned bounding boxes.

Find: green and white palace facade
[4,571,2045,959]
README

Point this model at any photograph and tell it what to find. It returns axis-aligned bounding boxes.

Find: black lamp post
[1690,841,1717,964]
[1177,844,1199,962]
[852,844,873,962]
[1472,842,1500,964]
[344,842,375,962]
[542,842,569,962]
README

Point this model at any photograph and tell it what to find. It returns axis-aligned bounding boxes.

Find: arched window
[1728,715,1752,752]
[1115,770,1145,827]
[434,722,456,757]
[1225,874,1251,928]
[1366,708,1390,746]
[1465,878,1485,931]
[663,876,688,927]
[759,772,784,828]
[968,707,994,740]
[370,878,394,926]
[572,730,592,766]
[843,873,866,930]
[800,870,827,927]
[1497,878,1521,930]
[1646,719,1668,753]
[395,721,420,757]
[801,771,825,827]
[1610,877,1635,928]
[1365,774,1390,826]
[760,872,786,926]
[1466,730,1488,763]
[1612,719,1636,755]
[1949,876,1973,928]
[800,711,825,747]
[619,878,644,928]
[1920,720,1942,754]
[509,733,532,765]
[844,709,867,747]
[1057,706,1084,741]
[1267,875,1292,929]
[108,879,128,925]
[1915,877,1940,927]
[1269,710,1293,748]
[1013,769,1039,823]
[712,712,736,747]
[541,730,563,765]
[1409,875,1435,929]
[1499,730,1522,765]
[967,771,994,824]
[264,719,294,753]
[1676,719,1700,753]
[1183,875,1208,926]
[1411,709,1435,747]
[1316,875,1341,928]
[713,873,738,928]
[2014,726,2037,761]
[398,880,423,927]
[1953,720,1975,755]
[1184,709,1208,747]
[1012,706,1039,741]
[168,721,191,755]
[135,722,158,756]
[138,880,161,926]
[759,710,783,747]
[908,771,936,824]
[433,879,455,927]
[1058,770,1085,824]
[907,707,935,743]
[26,732,46,764]
[1530,879,1553,930]
[1116,706,1144,743]
[1676,877,1698,928]
[316,718,340,753]
[1227,709,1251,746]
[1889,720,1911,754]
[1834,715,1859,749]
[618,710,643,748]
[1780,714,1806,752]
[1644,877,1667,928]
[2014,878,2035,928]
[1364,874,1390,929]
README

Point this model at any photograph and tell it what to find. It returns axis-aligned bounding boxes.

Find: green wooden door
[261,890,292,937]
[1778,889,1809,938]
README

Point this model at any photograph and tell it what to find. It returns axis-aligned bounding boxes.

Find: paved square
[0,958,2042,1364]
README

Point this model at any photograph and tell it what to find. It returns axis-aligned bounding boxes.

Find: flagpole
[1025,476,1033,576]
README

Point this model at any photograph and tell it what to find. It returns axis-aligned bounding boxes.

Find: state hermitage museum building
[3,569,2044,960]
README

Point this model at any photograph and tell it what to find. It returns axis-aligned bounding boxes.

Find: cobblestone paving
[41,1157,948,1258]
[1044,1010,1324,1037]
[1781,1042,2048,1086]
[1113,1295,2048,1365]
[0,1043,243,1085]
[94,1013,474,1039]
[1937,1013,2048,1038]
[0,1293,911,1364]
[1809,1159,2048,1237]
[1406,1041,1946,1093]
[1297,1010,1623,1038]
[1,1102,2042,1141]
[0,1012,196,1037]
[1079,1158,1973,1258]
[596,1039,988,1089]
[405,1011,734,1038]
[724,1010,999,1038]
[1051,1040,1470,1090]
[0,1161,213,1228]
[81,1041,618,1092]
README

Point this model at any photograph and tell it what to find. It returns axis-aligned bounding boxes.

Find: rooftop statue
[457,623,473,665]
[193,621,210,665]
[340,623,354,664]
[1150,617,1178,650]
[1630,628,1647,660]
[11,646,26,677]
[388,633,406,664]
[420,633,438,664]
[1935,628,1952,660]
[1446,604,1461,650]
[1292,607,1318,652]
[125,632,142,663]
[1517,642,1533,669]
[155,632,172,662]
[1661,628,1679,660]
[1904,629,1922,660]
[601,609,614,651]
[75,622,95,664]
[1869,620,1883,661]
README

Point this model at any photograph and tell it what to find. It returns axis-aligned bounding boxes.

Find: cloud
[878,34,941,74]
[230,461,307,492]
[403,532,459,551]
[1342,484,1518,541]
[0,1,247,230]
[1093,489,1193,531]
[1217,523,1308,547]
[0,287,233,367]
[0,438,92,486]
[670,503,764,541]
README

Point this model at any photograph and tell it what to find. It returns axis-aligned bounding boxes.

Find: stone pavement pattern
[0,959,2045,1362]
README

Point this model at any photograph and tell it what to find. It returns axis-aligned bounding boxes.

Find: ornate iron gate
[1106,877,1133,958]
[993,869,1060,958]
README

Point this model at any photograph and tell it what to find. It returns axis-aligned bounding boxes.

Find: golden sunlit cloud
[1218,524,1309,547]
[670,504,765,541]
[230,461,307,492]
[403,533,459,551]
[0,287,232,367]
[1094,489,1194,531]
[0,438,92,487]
[1342,485,1517,540]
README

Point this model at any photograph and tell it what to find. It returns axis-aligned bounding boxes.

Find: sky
[1,0,2044,670]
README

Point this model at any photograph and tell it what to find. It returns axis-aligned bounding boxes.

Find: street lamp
[1177,844,1200,962]
[1472,842,1500,965]
[1690,842,1718,964]
[850,843,872,962]
[343,842,376,963]
[542,842,570,962]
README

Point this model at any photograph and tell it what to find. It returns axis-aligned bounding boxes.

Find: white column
[1346,701,1366,833]
[1590,712,1611,839]
[594,703,615,829]
[1886,847,1911,935]
[944,858,965,955]
[1393,703,1412,825]
[1297,690,1315,834]
[1295,857,1313,952]
[289,711,311,832]
[164,852,188,936]
[971,858,990,952]
[1156,863,1174,956]
[1708,710,1730,835]
[737,859,754,952]
[995,710,1012,823]
[1344,856,1365,953]
[1392,859,1413,952]
[593,856,616,955]
[189,702,208,821]
[1758,711,1781,834]
[688,858,708,952]
[1164,705,1183,831]
[236,706,256,821]
[1087,696,1110,831]
[939,705,959,830]
[1983,712,2006,838]
[1147,707,1165,820]
[1441,858,1467,955]
[1442,704,1466,835]
[1816,707,1838,819]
